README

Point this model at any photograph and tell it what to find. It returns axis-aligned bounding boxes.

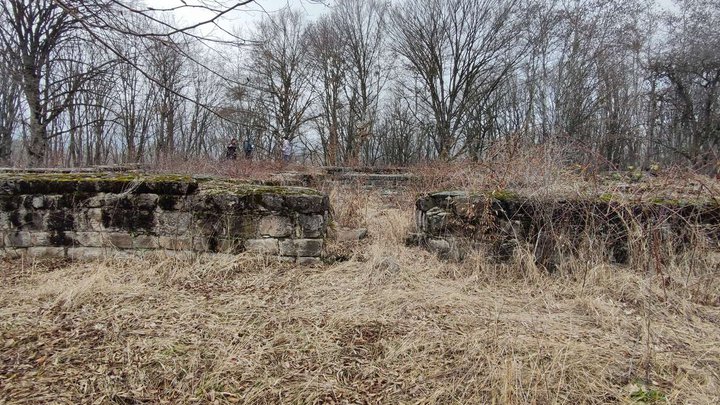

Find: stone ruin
[408,191,720,269]
[259,166,415,189]
[0,171,329,264]
[3,166,718,270]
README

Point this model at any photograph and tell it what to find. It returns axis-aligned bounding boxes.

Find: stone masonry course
[0,173,330,264]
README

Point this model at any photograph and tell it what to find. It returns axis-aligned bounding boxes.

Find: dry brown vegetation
[2,159,720,404]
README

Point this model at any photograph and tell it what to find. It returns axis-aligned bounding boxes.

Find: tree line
[1,0,718,171]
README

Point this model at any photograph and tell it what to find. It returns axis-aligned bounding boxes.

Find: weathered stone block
[192,236,219,252]
[49,194,86,209]
[84,194,106,208]
[131,193,159,209]
[27,247,65,259]
[0,195,21,211]
[226,215,258,239]
[97,194,124,208]
[295,239,323,257]
[424,207,451,234]
[101,208,155,232]
[0,247,23,259]
[298,214,325,238]
[7,210,21,228]
[259,215,293,238]
[245,238,279,255]
[260,194,284,212]
[159,236,193,251]
[108,232,133,249]
[191,194,240,213]
[192,215,223,236]
[136,180,198,196]
[76,208,105,232]
[134,235,159,249]
[278,239,295,256]
[67,247,109,260]
[31,232,51,246]
[217,238,243,253]
[74,231,104,247]
[49,230,76,247]
[39,195,57,210]
[22,211,45,231]
[31,196,45,209]
[416,197,435,212]
[45,211,74,232]
[450,196,476,217]
[297,257,321,266]
[0,212,9,230]
[192,236,207,251]
[279,239,323,257]
[5,209,27,230]
[5,231,33,247]
[284,194,328,214]
[157,194,185,211]
[426,238,451,254]
[157,212,192,235]
[19,196,32,209]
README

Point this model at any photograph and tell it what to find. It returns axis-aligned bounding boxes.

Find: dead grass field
[1,163,720,403]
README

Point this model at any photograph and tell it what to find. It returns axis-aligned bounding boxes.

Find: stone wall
[409,191,720,269]
[264,167,415,189]
[0,173,329,264]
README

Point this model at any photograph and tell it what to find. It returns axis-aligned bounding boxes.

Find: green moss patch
[0,172,198,195]
[198,179,323,197]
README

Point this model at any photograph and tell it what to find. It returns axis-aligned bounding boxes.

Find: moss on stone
[650,197,683,206]
[0,172,325,200]
[0,172,194,184]
[0,172,201,196]
[489,189,519,201]
[199,179,323,197]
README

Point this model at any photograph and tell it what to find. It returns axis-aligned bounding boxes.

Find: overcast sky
[171,0,330,26]
[169,0,677,38]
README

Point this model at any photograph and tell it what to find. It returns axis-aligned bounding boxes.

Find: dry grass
[388,141,719,208]
[2,182,719,404]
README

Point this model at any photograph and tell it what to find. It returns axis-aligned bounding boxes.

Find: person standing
[226,138,238,160]
[281,137,291,163]
[243,137,254,160]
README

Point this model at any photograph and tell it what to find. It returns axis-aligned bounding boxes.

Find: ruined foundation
[409,191,720,269]
[0,172,329,263]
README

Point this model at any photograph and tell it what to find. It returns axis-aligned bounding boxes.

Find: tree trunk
[0,129,11,165]
[23,72,47,167]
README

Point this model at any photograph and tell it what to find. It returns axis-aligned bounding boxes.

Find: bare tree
[114,50,153,163]
[0,59,21,165]
[0,0,89,165]
[179,58,224,156]
[306,16,346,165]
[391,0,526,159]
[334,0,389,164]
[0,0,266,166]
[248,9,314,155]
[650,0,720,168]
[146,38,186,158]
[376,93,422,165]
